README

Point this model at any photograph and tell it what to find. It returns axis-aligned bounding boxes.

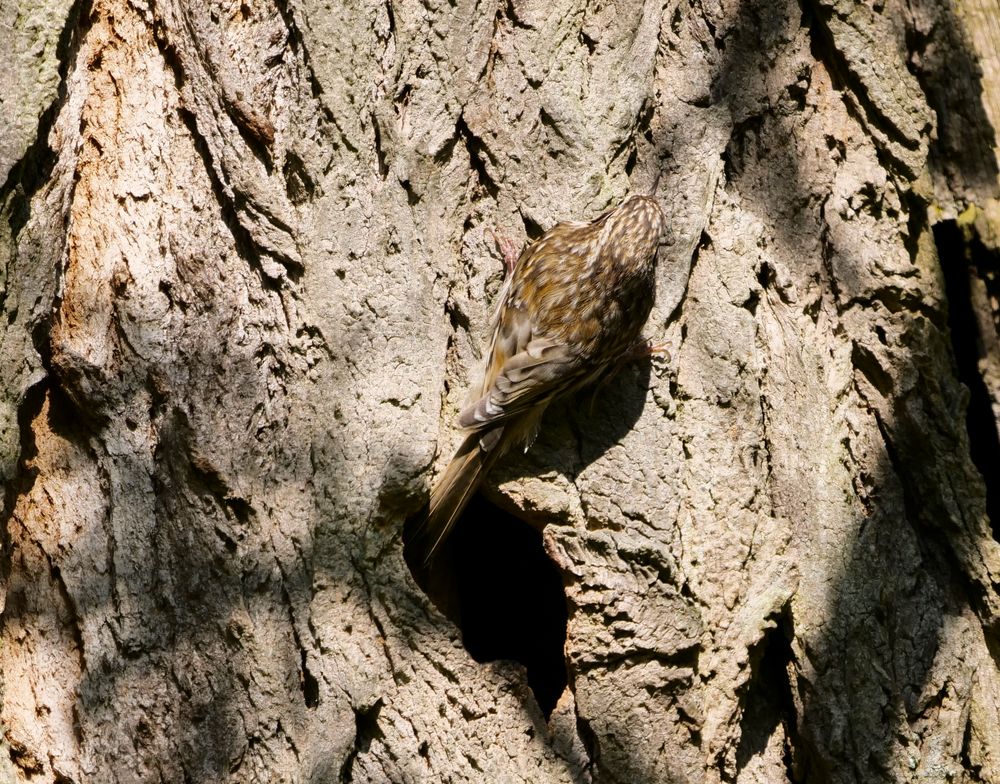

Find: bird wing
[458,335,580,430]
[459,223,599,431]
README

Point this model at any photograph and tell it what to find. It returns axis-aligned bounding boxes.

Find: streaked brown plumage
[421,194,666,559]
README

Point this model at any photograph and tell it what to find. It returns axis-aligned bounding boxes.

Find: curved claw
[486,227,522,276]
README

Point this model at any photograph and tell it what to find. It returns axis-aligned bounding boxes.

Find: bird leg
[486,227,521,276]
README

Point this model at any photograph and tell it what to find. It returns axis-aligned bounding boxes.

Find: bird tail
[419,427,504,563]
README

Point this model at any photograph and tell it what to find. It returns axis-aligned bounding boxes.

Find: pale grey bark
[2,0,1000,782]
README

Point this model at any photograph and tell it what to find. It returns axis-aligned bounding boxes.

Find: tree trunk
[2,0,1000,781]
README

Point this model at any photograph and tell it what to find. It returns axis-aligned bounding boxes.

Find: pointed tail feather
[420,427,504,563]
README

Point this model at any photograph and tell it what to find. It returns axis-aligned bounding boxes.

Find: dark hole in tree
[933,219,1000,538]
[404,494,569,718]
[736,609,806,782]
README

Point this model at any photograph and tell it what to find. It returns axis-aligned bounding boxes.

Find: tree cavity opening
[405,494,569,718]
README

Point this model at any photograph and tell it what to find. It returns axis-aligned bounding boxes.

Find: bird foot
[624,339,671,363]
[486,227,521,276]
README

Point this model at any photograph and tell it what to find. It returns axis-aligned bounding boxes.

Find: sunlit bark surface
[2,0,1000,781]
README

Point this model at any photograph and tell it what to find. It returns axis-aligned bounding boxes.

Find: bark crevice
[934,218,1000,538]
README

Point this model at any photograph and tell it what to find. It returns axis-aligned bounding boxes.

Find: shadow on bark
[907,0,1000,201]
[0,388,337,780]
[705,1,999,782]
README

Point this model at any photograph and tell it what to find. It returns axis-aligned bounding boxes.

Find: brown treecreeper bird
[422,194,666,559]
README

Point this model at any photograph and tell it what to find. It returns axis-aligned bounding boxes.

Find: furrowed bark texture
[1,0,1000,782]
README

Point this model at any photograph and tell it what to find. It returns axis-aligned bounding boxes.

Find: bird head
[597,195,666,275]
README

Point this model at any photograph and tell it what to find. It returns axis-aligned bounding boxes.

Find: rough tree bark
[2,0,1000,781]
